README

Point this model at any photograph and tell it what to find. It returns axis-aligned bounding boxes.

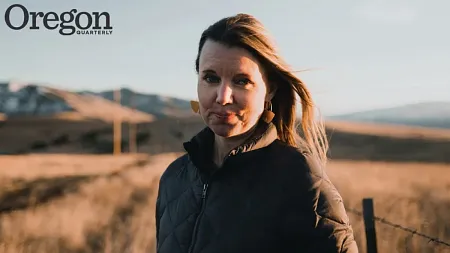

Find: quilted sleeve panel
[282,151,359,253]
[311,174,359,253]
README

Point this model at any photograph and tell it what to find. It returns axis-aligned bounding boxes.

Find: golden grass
[0,153,181,253]
[0,154,449,253]
[0,154,149,180]
[325,120,450,141]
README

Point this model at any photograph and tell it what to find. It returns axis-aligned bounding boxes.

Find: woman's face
[197,39,270,138]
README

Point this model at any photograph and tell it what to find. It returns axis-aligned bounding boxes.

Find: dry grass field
[0,153,449,253]
[0,153,179,253]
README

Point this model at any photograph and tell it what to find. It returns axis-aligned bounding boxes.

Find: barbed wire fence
[347,198,450,253]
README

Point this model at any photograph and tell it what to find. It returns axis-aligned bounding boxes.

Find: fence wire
[345,207,450,248]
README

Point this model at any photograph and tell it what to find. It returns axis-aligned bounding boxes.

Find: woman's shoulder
[270,139,324,180]
[272,140,351,228]
[270,144,356,252]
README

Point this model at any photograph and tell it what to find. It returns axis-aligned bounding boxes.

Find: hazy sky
[0,0,449,116]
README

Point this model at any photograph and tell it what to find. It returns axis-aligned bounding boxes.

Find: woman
[155,13,358,253]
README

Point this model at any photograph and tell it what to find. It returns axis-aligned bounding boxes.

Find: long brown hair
[195,13,329,166]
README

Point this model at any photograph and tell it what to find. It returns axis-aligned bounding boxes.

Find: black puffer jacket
[155,121,358,253]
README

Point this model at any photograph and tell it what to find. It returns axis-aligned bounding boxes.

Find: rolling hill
[0,83,154,123]
[80,88,194,118]
[329,102,450,129]
[0,82,194,121]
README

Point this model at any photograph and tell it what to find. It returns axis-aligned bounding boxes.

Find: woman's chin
[208,123,237,137]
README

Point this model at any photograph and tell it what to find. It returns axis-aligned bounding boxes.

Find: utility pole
[129,90,137,153]
[114,89,121,155]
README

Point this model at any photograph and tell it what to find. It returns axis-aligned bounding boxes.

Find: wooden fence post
[129,90,136,153]
[114,89,121,155]
[363,198,378,253]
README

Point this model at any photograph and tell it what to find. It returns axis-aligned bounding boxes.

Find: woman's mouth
[211,112,235,121]
[213,112,231,117]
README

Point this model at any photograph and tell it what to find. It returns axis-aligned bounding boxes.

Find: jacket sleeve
[304,175,359,253]
[155,180,162,249]
[283,153,359,253]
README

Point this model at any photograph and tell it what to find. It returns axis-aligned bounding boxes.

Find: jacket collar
[183,118,278,170]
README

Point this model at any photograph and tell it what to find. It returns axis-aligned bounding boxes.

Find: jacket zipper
[187,182,209,253]
[187,154,233,253]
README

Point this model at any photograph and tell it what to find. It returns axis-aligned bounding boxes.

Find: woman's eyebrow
[234,73,251,77]
[202,69,216,74]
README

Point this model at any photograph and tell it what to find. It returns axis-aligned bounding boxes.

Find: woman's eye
[203,74,220,83]
[235,78,251,86]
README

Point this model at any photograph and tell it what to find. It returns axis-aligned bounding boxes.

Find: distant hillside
[80,88,194,118]
[0,81,194,120]
[0,82,154,123]
[329,102,450,129]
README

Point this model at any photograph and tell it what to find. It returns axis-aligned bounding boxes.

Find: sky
[0,0,449,116]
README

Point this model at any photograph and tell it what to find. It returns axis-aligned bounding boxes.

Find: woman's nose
[215,83,233,105]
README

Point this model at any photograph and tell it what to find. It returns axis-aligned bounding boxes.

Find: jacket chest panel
[158,157,287,253]
[187,163,285,252]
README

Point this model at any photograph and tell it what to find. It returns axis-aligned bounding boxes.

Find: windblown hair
[194,13,329,166]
